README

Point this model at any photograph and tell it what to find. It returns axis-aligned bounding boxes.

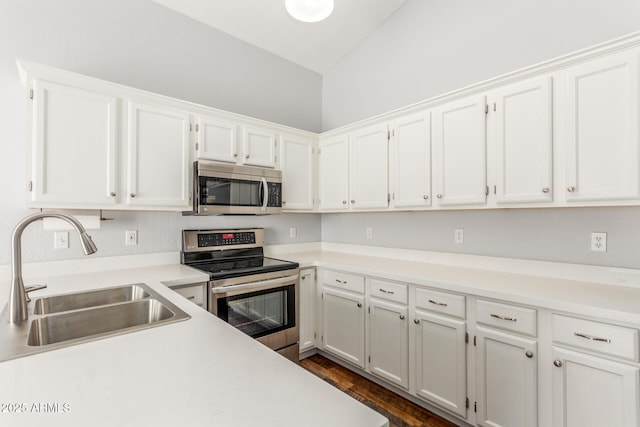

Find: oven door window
[199,176,261,207]
[217,284,295,339]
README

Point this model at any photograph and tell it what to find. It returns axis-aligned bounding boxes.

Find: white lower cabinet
[475,326,537,427]
[551,347,639,427]
[414,310,467,418]
[299,268,316,353]
[368,298,409,389]
[321,285,366,368]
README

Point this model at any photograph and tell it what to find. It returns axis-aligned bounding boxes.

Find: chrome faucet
[9,211,97,324]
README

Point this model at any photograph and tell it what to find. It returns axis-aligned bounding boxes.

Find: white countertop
[0,263,388,427]
[278,249,640,325]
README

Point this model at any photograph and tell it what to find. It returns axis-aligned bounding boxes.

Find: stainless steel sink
[28,299,175,346]
[34,284,150,314]
[0,283,190,361]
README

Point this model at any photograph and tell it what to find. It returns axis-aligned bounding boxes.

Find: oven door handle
[210,274,298,295]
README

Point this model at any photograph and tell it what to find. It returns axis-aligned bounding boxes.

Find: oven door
[209,270,299,354]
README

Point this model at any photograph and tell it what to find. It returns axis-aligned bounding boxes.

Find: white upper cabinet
[30,80,118,207]
[125,101,191,209]
[195,115,238,163]
[564,51,640,202]
[390,111,431,208]
[349,124,389,209]
[491,77,553,204]
[242,125,277,168]
[280,133,316,210]
[319,135,350,210]
[434,95,487,206]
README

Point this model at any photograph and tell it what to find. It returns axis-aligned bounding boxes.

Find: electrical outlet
[125,230,138,246]
[591,232,607,252]
[289,227,297,239]
[366,227,373,239]
[54,231,69,249]
[454,228,464,244]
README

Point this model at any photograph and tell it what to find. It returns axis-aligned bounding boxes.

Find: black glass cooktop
[189,256,298,280]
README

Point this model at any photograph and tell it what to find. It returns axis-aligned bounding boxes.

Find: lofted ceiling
[151,0,409,74]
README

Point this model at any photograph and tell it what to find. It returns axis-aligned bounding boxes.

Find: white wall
[0,0,321,271]
[322,0,640,130]
[320,0,640,269]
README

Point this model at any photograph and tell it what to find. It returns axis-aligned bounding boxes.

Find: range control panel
[198,232,256,247]
[182,228,265,253]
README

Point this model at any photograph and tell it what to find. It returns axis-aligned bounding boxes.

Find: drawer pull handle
[553,360,563,368]
[357,303,362,308]
[428,299,448,307]
[525,351,534,358]
[335,279,347,284]
[187,296,195,300]
[379,288,395,294]
[399,314,405,320]
[490,313,517,322]
[414,319,420,324]
[574,332,611,343]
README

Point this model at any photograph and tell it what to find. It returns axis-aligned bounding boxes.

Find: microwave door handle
[261,177,268,211]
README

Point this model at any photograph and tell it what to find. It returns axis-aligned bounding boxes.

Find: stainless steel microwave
[184,161,282,215]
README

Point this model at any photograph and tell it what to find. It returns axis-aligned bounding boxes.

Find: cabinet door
[368,299,409,389]
[552,347,639,427]
[31,80,118,206]
[414,311,467,417]
[390,111,431,208]
[565,52,640,201]
[196,116,238,163]
[281,134,315,210]
[322,287,365,368]
[434,95,487,206]
[242,125,277,168]
[493,77,553,204]
[299,269,316,352]
[476,326,537,427]
[349,124,389,209]
[319,136,349,210]
[126,101,191,209]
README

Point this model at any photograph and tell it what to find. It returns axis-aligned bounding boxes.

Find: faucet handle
[25,284,47,303]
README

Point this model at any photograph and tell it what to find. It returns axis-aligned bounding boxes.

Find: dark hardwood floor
[300,354,458,427]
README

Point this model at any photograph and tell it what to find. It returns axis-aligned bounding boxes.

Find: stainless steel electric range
[181,228,300,362]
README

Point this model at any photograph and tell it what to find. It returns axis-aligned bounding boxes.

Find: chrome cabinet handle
[351,200,355,204]
[342,200,347,205]
[399,314,405,320]
[542,187,550,193]
[490,313,517,322]
[553,360,563,368]
[428,299,448,307]
[187,296,195,300]
[414,319,420,324]
[423,195,429,200]
[110,192,116,197]
[574,332,611,343]
[245,154,250,159]
[379,288,395,294]
[283,200,287,205]
[130,193,136,198]
[335,279,347,284]
[357,303,362,308]
[436,194,443,199]
[525,351,534,358]
[301,274,310,279]
[233,153,238,157]
[567,186,576,192]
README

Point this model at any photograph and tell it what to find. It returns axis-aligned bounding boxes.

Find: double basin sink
[0,283,190,361]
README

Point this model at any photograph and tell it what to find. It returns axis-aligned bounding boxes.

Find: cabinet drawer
[172,283,206,308]
[552,314,639,361]
[476,299,537,337]
[323,270,365,294]
[415,288,466,319]
[369,279,407,304]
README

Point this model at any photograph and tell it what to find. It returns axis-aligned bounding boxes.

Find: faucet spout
[9,211,98,324]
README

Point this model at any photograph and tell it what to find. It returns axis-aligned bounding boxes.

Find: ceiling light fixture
[285,0,334,23]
